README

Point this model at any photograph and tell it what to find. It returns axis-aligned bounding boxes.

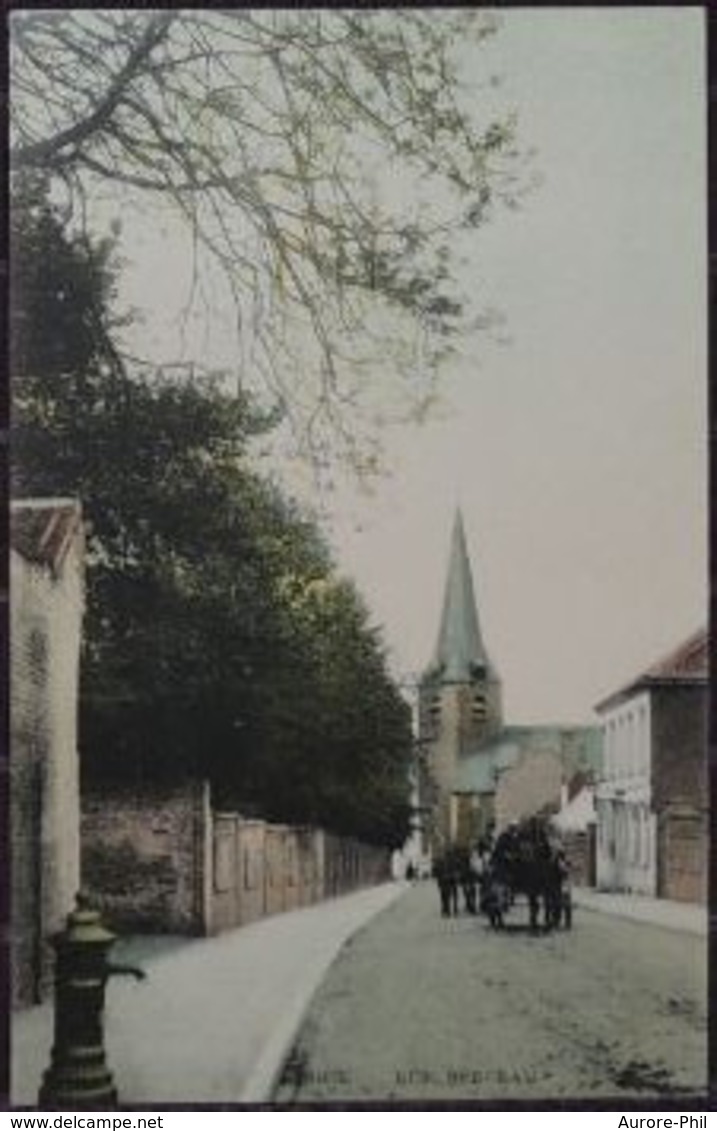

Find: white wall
[11,526,84,1000]
[595,690,656,894]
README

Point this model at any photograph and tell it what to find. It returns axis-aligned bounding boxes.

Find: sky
[113,8,707,724]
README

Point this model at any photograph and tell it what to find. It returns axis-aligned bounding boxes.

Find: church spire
[429,508,492,683]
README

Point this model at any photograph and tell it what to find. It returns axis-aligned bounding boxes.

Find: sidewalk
[572,886,707,937]
[12,881,407,1107]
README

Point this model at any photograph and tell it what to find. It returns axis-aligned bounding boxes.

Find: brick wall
[83,778,393,936]
[652,686,707,810]
[657,807,707,904]
[81,781,211,934]
[11,531,83,1007]
[651,686,707,904]
[86,785,392,939]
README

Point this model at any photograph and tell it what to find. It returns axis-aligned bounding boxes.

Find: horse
[483,818,568,931]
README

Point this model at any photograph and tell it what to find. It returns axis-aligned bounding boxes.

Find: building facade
[10,499,85,1006]
[595,689,654,895]
[594,629,708,903]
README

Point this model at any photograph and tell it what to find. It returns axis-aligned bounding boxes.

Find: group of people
[432,841,492,917]
[433,819,570,923]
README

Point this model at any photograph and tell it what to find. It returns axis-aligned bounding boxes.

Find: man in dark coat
[434,853,459,916]
[457,848,477,914]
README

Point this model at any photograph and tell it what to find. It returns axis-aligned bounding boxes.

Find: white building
[594,629,708,901]
[11,499,85,1005]
[595,689,655,895]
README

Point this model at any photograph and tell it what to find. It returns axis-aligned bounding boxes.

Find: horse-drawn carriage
[481,817,572,931]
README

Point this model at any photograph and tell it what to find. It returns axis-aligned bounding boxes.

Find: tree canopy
[12,179,413,848]
[10,9,525,470]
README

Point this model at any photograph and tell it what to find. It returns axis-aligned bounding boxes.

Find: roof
[453,724,602,795]
[453,745,504,794]
[595,628,708,713]
[641,629,708,680]
[424,508,497,684]
[11,498,83,573]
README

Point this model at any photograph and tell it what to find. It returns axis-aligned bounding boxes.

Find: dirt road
[273,882,707,1103]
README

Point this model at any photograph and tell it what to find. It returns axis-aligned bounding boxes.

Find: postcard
[7,6,708,1112]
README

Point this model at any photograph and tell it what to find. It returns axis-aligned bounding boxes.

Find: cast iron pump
[39,892,146,1108]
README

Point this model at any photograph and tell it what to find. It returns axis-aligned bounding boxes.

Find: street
[273,882,707,1103]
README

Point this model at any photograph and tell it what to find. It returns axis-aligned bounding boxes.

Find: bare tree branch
[10,9,530,475]
[12,13,175,168]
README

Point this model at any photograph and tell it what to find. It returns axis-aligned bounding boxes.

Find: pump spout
[106,962,146,982]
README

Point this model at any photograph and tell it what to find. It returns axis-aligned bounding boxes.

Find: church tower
[418,509,502,852]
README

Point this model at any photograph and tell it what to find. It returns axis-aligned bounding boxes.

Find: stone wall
[208,820,390,933]
[81,781,211,934]
[211,815,267,931]
[10,507,84,1008]
[264,824,288,917]
[82,785,392,938]
[237,819,268,925]
[297,827,323,906]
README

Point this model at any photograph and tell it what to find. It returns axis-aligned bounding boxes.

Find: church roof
[453,725,603,796]
[425,508,495,684]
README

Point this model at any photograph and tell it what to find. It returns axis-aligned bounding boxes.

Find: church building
[417,510,601,856]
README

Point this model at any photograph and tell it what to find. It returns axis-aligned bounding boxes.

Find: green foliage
[10,172,123,380]
[10,11,528,472]
[12,181,412,847]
